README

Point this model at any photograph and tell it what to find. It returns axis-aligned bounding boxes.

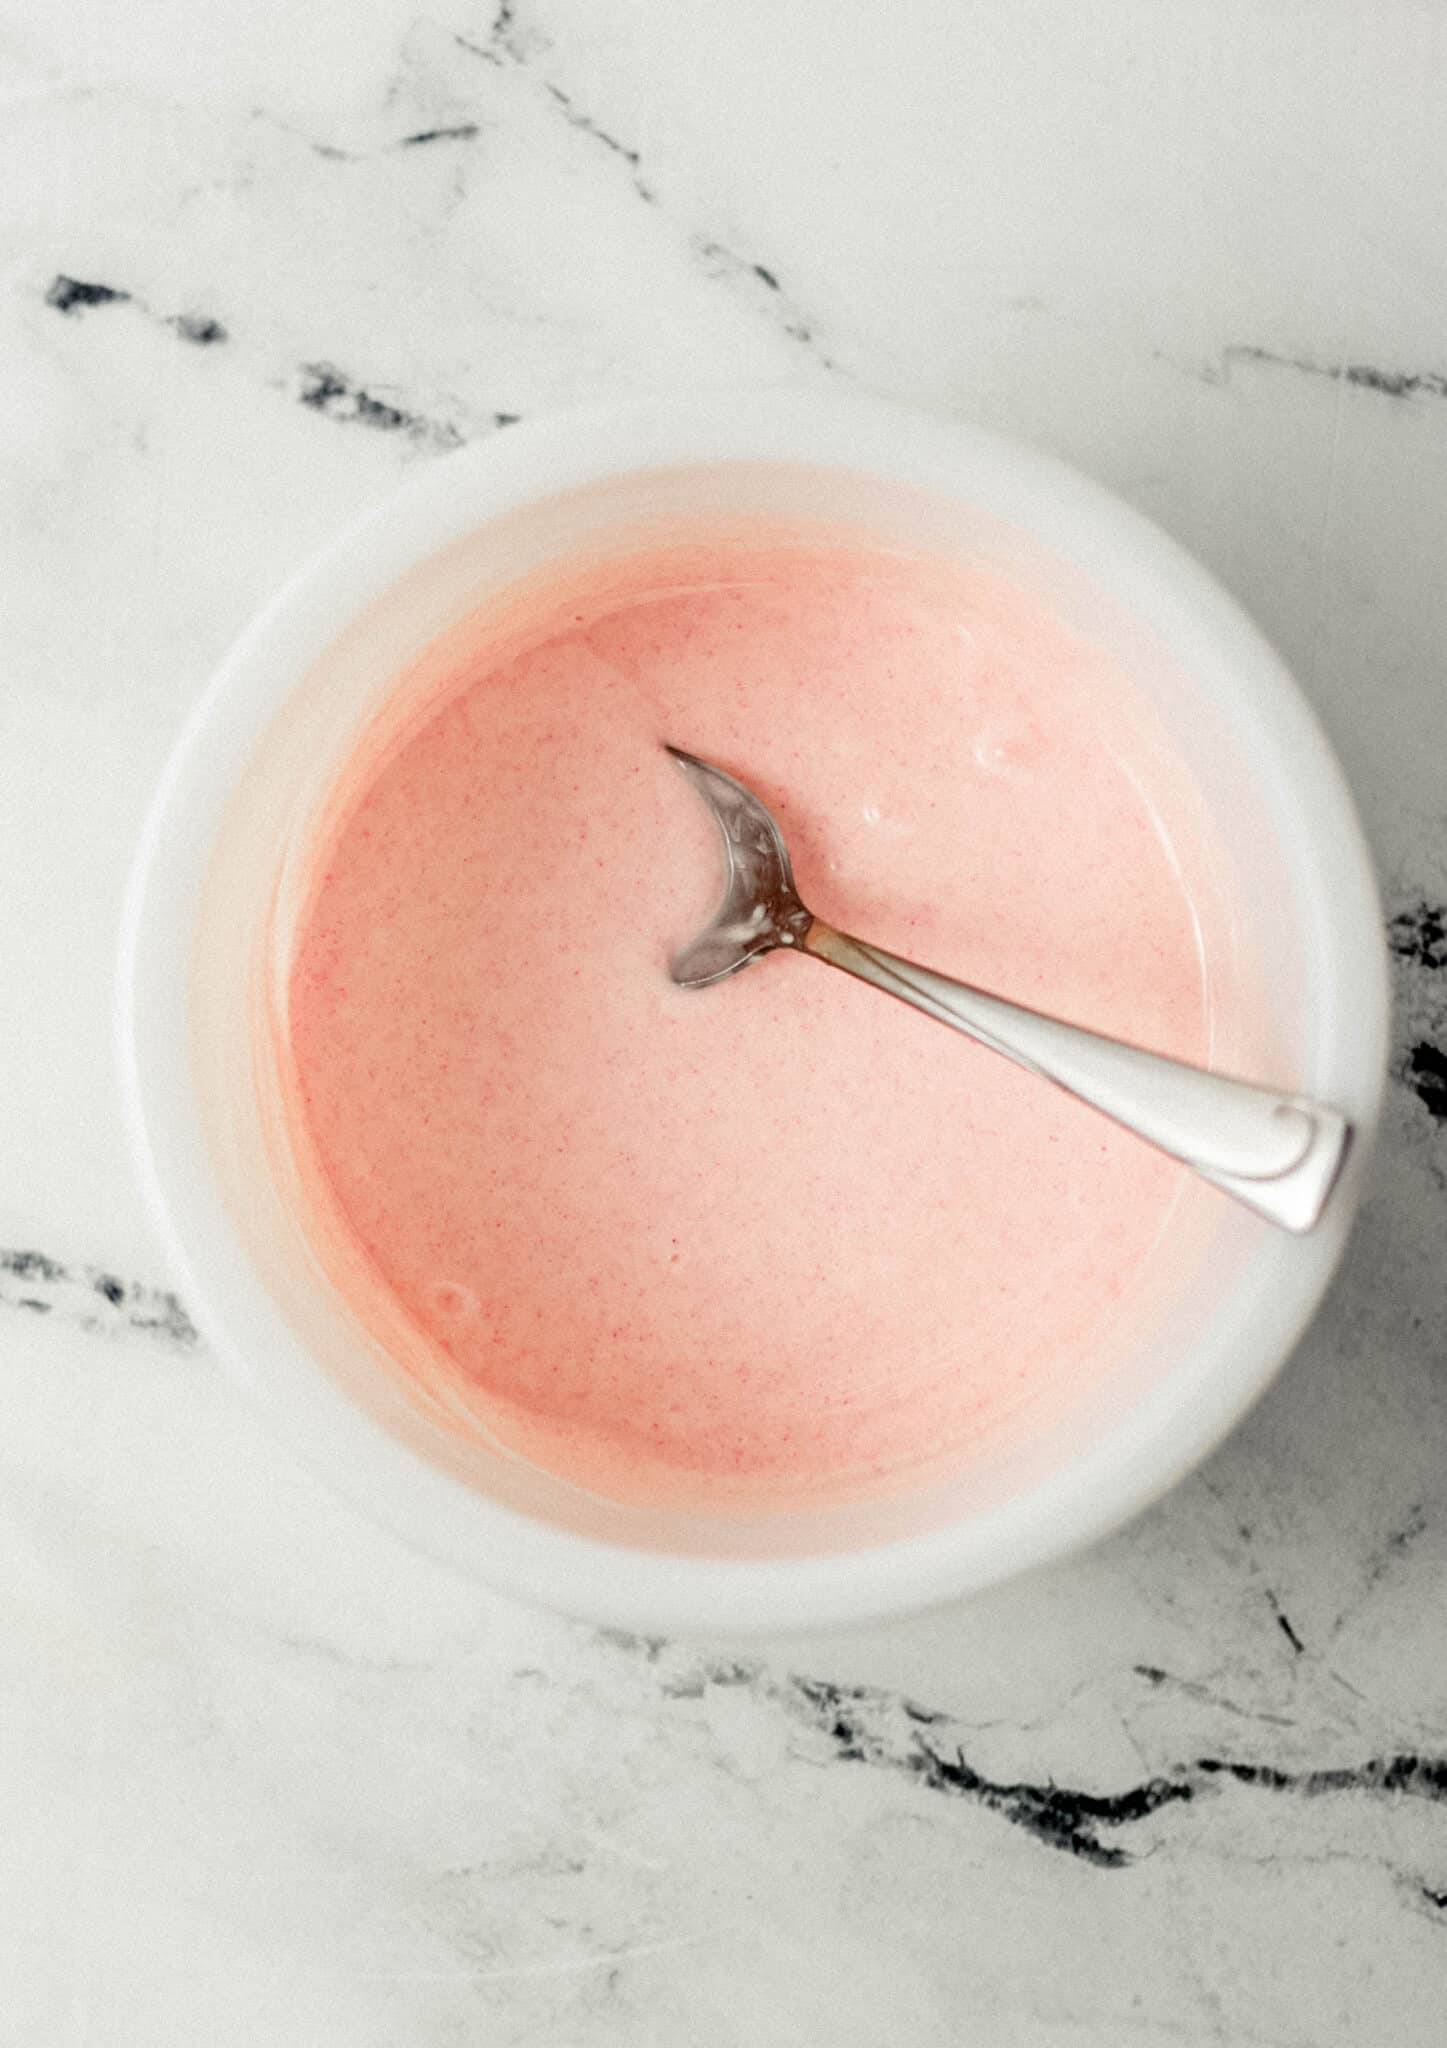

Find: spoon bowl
[665,747,812,985]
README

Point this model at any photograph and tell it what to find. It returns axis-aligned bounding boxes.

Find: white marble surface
[2,3,1446,2039]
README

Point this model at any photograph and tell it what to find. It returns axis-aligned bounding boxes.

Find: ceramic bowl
[117,390,1388,1632]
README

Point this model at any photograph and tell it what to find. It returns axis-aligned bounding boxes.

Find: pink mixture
[282,539,1227,1510]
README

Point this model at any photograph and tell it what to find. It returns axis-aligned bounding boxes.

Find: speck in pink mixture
[283,540,1227,1510]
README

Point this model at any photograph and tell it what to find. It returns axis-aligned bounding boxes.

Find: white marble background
[2,3,1446,2040]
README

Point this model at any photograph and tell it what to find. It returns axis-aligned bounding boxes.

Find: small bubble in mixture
[971,718,1042,778]
[427,1280,480,1322]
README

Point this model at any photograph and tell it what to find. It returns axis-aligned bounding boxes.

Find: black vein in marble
[1339,363,1447,402]
[1389,904,1447,973]
[1370,1503,1430,1584]
[46,262,507,448]
[44,266,520,443]
[46,275,131,315]
[1403,1042,1447,1122]
[779,1670,1188,1867]
[45,272,228,349]
[691,235,835,367]
[606,1635,1447,1871]
[1133,1666,1297,1727]
[1196,1754,1447,1800]
[491,0,525,62]
[1384,893,1447,1138]
[278,115,484,160]
[450,21,831,369]
[456,10,654,198]
[541,82,654,202]
[399,124,481,148]
[1265,1589,1306,1656]
[0,1247,198,1348]
[295,361,465,448]
[452,0,529,70]
[170,312,229,346]
[1211,343,1447,402]
[452,32,502,70]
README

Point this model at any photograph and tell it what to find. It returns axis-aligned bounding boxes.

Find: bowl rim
[116,386,1389,1633]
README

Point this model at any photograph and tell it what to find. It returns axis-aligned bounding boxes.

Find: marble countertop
[3,3,1446,2040]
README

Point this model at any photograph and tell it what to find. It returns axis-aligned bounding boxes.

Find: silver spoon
[666,747,1350,1232]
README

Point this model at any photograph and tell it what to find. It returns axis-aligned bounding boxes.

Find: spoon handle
[801,922,1350,1233]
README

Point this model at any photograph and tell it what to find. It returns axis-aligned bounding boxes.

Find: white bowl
[116,389,1388,1634]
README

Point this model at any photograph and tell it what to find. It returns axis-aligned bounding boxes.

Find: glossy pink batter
[283,539,1228,1510]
